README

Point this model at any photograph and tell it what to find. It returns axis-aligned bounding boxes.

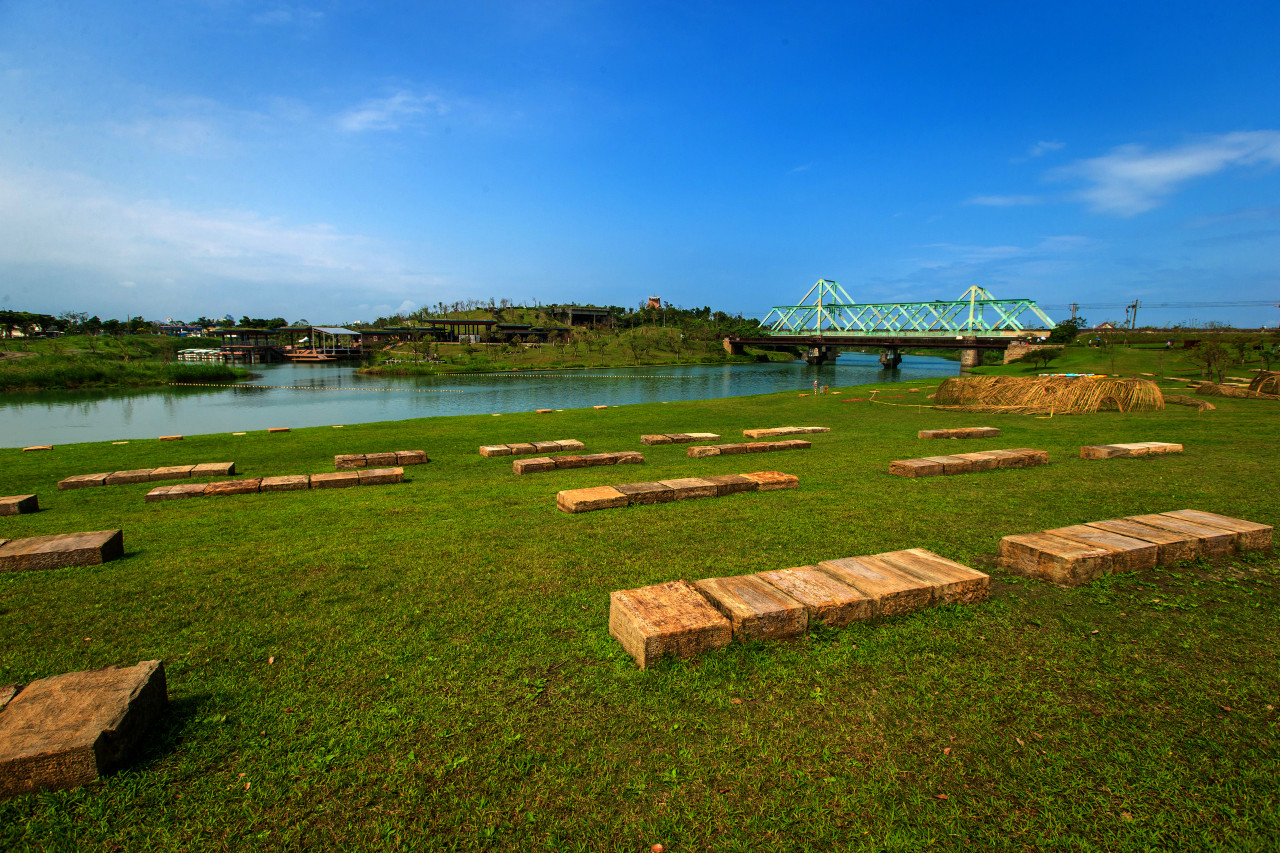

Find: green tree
[1048,318,1087,344]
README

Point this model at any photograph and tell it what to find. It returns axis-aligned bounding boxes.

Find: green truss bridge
[725,280,1056,367]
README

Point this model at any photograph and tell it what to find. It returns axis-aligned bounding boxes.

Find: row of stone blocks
[1,495,39,516]
[58,463,236,490]
[557,471,798,513]
[513,451,643,475]
[998,509,1273,586]
[0,660,167,799]
[742,426,830,439]
[610,549,989,669]
[641,433,720,445]
[917,427,1000,439]
[144,468,404,502]
[334,450,428,469]
[687,439,811,458]
[890,448,1048,478]
[479,440,584,457]
[1080,441,1182,459]
[0,530,124,573]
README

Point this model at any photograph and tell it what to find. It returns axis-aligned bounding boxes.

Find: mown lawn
[1,374,1277,851]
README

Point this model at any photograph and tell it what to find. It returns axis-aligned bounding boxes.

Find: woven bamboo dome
[933,376,1164,415]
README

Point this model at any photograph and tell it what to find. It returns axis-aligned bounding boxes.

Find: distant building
[647,296,662,309]
[158,324,204,337]
[1094,321,1117,330]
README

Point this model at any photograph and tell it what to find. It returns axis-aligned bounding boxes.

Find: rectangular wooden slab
[694,575,808,641]
[755,567,874,627]
[1042,525,1159,572]
[1124,514,1234,558]
[816,555,934,615]
[1159,510,1272,551]
[997,532,1113,586]
[557,486,629,513]
[873,549,991,605]
[0,530,124,573]
[0,495,38,516]
[1084,519,1198,565]
[609,580,732,669]
[613,482,675,505]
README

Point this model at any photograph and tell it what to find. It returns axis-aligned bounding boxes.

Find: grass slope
[1,375,1277,851]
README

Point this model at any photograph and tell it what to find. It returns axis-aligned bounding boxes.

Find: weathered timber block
[0,530,124,573]
[1125,514,1234,559]
[0,495,38,516]
[334,454,367,469]
[395,450,428,465]
[308,472,359,490]
[1007,448,1050,466]
[593,405,608,409]
[889,458,943,478]
[641,435,673,445]
[659,478,719,500]
[552,455,588,469]
[665,434,694,443]
[952,452,1000,472]
[920,455,973,475]
[144,483,207,502]
[204,478,262,496]
[743,442,773,453]
[364,452,397,467]
[997,532,1112,586]
[744,427,828,439]
[615,482,675,505]
[1043,525,1159,573]
[158,435,183,442]
[148,465,195,481]
[918,427,1001,439]
[714,443,751,455]
[557,486,629,513]
[614,451,644,464]
[685,433,722,441]
[357,467,403,485]
[190,463,235,477]
[687,446,721,458]
[775,439,812,450]
[57,474,110,491]
[874,549,991,605]
[0,660,167,799]
[1084,519,1198,565]
[531,441,562,453]
[267,427,290,433]
[1106,443,1153,457]
[259,475,310,492]
[755,567,873,628]
[609,580,732,669]
[1141,442,1183,455]
[1080,445,1128,459]
[507,443,537,455]
[978,449,1026,468]
[22,446,53,452]
[104,469,155,486]
[513,457,557,475]
[535,409,553,414]
[479,445,512,457]
[694,575,808,641]
[702,474,758,496]
[1160,510,1272,551]
[742,471,799,491]
[816,556,933,615]
[578,453,618,465]
[554,440,586,451]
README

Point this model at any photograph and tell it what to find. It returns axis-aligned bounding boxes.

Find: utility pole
[1068,302,1079,321]
[1126,299,1141,330]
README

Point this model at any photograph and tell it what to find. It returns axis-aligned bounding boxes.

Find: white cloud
[965,194,1044,207]
[338,90,450,132]
[1052,131,1280,215]
[1028,140,1065,158]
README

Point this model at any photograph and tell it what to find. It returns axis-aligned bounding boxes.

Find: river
[0,353,958,447]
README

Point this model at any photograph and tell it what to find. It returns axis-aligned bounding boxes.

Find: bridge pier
[878,347,902,369]
[722,337,745,356]
[960,341,984,369]
[804,345,840,366]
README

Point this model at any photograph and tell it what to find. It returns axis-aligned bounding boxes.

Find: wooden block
[593,405,608,409]
[742,471,799,491]
[334,454,367,469]
[577,453,616,465]
[530,441,561,453]
[609,580,732,669]
[1160,509,1272,551]
[1043,525,1159,573]
[1007,448,1050,466]
[979,449,1026,468]
[742,429,777,439]
[57,474,110,491]
[659,478,719,500]
[1108,443,1156,457]
[0,530,124,573]
[614,482,676,505]
[1125,514,1235,559]
[641,435,673,445]
[1080,445,1128,459]
[259,475,310,492]
[22,446,53,452]
[535,408,553,414]
[816,556,933,615]
[204,478,262,496]
[1084,519,1198,565]
[0,495,38,516]
[357,467,404,485]
[144,483,208,502]
[267,427,290,433]
[190,463,235,477]
[715,443,751,455]
[702,474,758,496]
[479,445,512,457]
[797,427,830,434]
[920,455,973,475]
[507,443,537,455]
[918,427,1000,439]
[148,465,195,481]
[775,439,812,450]
[308,472,359,490]
[104,469,155,486]
[687,446,721,458]
[755,567,874,627]
[743,442,773,453]
[514,457,557,474]
[554,440,586,451]
[0,660,168,799]
[874,549,991,605]
[952,452,1000,472]
[158,435,183,442]
[997,532,1112,586]
[1142,442,1183,455]
[556,486,629,513]
[614,451,644,465]
[364,452,397,467]
[694,575,808,641]
[889,458,943,478]
[552,455,588,469]
[684,433,721,441]
[665,434,695,443]
[395,450,428,465]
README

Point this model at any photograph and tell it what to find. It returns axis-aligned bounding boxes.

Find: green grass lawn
[1,372,1277,851]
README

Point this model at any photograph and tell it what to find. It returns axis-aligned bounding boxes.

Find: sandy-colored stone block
[0,660,168,799]
[334,454,367,469]
[578,453,619,465]
[817,555,934,615]
[148,465,195,481]
[204,478,262,496]
[0,530,124,573]
[1125,514,1234,559]
[952,452,1000,472]
[755,567,874,627]
[190,463,236,477]
[554,440,586,451]
[158,435,183,442]
[57,474,110,490]
[890,458,943,478]
[997,532,1112,586]
[1084,519,1198,565]
[1007,448,1050,466]
[1080,445,1127,459]
[1142,442,1183,455]
[479,445,513,457]
[874,549,991,605]
[1160,509,1272,551]
[267,427,290,433]
[557,486,629,513]
[308,472,359,490]
[687,446,721,458]
[609,580,732,669]
[259,475,310,492]
[531,441,561,453]
[979,449,1026,468]
[659,478,719,500]
[920,455,973,475]
[614,451,644,464]
[144,483,208,502]
[358,467,404,485]
[714,443,751,455]
[1043,524,1159,573]
[395,450,428,465]
[684,433,722,440]
[506,443,537,455]
[552,455,588,469]
[918,427,1001,439]
[535,408,553,414]
[614,482,675,505]
[104,469,155,486]
[22,446,53,452]
[694,575,808,641]
[513,457,557,475]
[641,434,673,445]
[742,471,799,491]
[774,439,812,450]
[702,474,759,496]
[363,452,397,467]
[0,495,38,516]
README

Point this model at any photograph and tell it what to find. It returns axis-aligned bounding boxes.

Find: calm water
[0,353,958,447]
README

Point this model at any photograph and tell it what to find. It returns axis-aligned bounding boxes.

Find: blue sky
[1,1,1278,328]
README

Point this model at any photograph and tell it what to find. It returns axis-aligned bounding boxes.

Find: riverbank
[0,335,248,391]
[2,380,1277,850]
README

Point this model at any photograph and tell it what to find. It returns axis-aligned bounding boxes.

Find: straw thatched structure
[933,376,1164,415]
[1247,371,1280,396]
[1196,381,1280,400]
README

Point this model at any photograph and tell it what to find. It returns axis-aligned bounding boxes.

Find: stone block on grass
[104,470,156,486]
[0,495,38,516]
[0,660,167,799]
[148,466,195,481]
[659,478,719,500]
[364,452,398,467]
[22,446,52,452]
[614,482,675,505]
[334,454,367,469]
[702,474,758,496]
[1084,519,1199,566]
[774,439,812,450]
[308,472,360,490]
[144,483,208,503]
[395,451,428,465]
[57,474,110,491]
[920,455,973,475]
[641,435,674,445]
[513,457,557,475]
[609,580,732,670]
[535,408,553,414]
[1160,509,1272,551]
[479,445,513,457]
[507,443,537,455]
[1042,525,1159,573]
[1079,445,1130,460]
[714,443,751,455]
[0,530,124,573]
[873,549,991,605]
[614,451,644,464]
[816,556,934,616]
[978,449,1026,468]
[1007,448,1050,466]
[552,455,588,469]
[687,446,721,458]
[357,467,404,486]
[1124,514,1234,559]
[997,532,1112,586]
[554,440,586,452]
[259,475,310,492]
[755,567,874,628]
[694,575,808,641]
[158,435,182,442]
[951,452,1000,472]
[557,486,629,513]
[204,479,262,496]
[190,463,236,477]
[267,427,290,433]
[741,471,799,491]
[578,453,619,465]
[531,441,562,453]
[889,458,943,478]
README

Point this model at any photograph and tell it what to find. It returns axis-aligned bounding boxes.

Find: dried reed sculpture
[932,376,1164,415]
[1247,371,1280,396]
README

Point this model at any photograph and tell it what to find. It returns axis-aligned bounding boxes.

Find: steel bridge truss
[762,282,1055,336]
